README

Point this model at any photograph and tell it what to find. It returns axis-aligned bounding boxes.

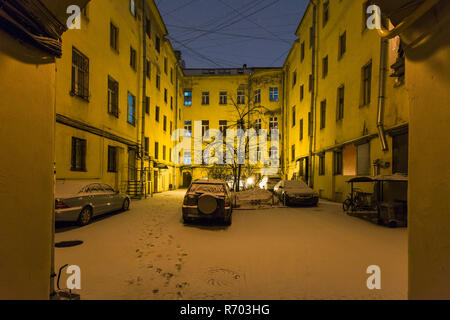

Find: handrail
[377,0,441,39]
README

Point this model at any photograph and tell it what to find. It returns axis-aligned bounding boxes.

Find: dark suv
[182,180,233,225]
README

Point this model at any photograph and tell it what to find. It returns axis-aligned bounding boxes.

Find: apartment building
[55,0,182,196]
[179,67,283,187]
[284,0,409,202]
[54,0,409,201]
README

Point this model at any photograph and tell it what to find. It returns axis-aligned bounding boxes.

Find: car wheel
[122,198,130,211]
[283,194,289,206]
[343,199,352,211]
[78,207,92,226]
[224,214,232,226]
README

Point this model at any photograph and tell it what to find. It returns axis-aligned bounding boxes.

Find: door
[88,183,109,215]
[128,148,137,181]
[102,183,121,211]
[183,172,192,188]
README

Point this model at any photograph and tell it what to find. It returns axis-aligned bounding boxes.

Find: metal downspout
[140,0,147,197]
[309,0,317,188]
[377,37,388,151]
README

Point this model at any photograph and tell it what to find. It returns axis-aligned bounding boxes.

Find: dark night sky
[155,0,309,68]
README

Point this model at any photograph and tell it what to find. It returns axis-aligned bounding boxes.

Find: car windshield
[189,183,225,194]
[284,180,309,190]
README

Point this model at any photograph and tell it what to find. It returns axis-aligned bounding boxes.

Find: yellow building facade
[284,0,409,202]
[54,0,409,202]
[55,0,182,196]
[179,68,283,187]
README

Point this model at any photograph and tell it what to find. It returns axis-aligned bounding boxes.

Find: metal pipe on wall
[377,37,389,151]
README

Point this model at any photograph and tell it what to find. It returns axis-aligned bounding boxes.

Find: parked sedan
[182,179,233,225]
[274,180,319,206]
[55,181,131,226]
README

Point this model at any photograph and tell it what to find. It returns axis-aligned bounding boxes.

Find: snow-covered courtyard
[55,190,407,300]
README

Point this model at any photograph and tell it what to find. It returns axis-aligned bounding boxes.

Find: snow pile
[235,189,277,209]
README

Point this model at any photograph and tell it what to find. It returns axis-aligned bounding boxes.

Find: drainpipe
[377,37,388,151]
[309,0,318,188]
[140,0,147,198]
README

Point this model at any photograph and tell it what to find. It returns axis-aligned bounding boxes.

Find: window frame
[71,137,87,172]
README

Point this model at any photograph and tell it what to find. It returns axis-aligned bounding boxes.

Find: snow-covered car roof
[55,180,105,198]
[192,179,227,185]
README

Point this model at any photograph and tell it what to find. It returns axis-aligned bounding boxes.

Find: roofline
[282,39,300,68]
[295,1,313,36]
[148,0,168,36]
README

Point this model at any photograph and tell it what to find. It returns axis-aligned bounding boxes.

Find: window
[170,121,173,133]
[202,92,210,105]
[301,42,305,61]
[337,85,345,120]
[145,18,151,37]
[320,100,326,129]
[323,1,329,27]
[361,61,372,106]
[155,106,160,122]
[291,145,296,162]
[292,71,297,87]
[309,26,314,48]
[339,31,346,59]
[156,74,160,90]
[108,146,118,172]
[130,0,136,17]
[393,132,408,174]
[292,106,296,127]
[220,92,227,105]
[163,146,167,160]
[237,90,245,104]
[145,96,150,114]
[300,119,304,141]
[254,119,262,131]
[164,57,168,74]
[269,87,278,102]
[300,85,304,101]
[319,153,325,176]
[127,93,136,126]
[71,137,87,172]
[110,23,119,51]
[309,74,313,92]
[164,88,168,103]
[169,148,172,162]
[254,89,261,104]
[269,117,278,130]
[71,47,89,100]
[130,46,136,70]
[184,91,192,106]
[170,68,174,84]
[202,120,210,138]
[184,121,192,137]
[154,142,159,159]
[219,120,227,137]
[334,150,343,175]
[146,59,151,79]
[357,143,370,175]
[144,137,149,156]
[163,115,167,131]
[107,76,119,117]
[184,151,192,165]
[322,55,328,78]
[170,96,173,110]
[155,36,160,53]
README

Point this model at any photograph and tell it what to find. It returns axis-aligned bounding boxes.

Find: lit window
[269,87,278,102]
[184,91,192,106]
[127,92,136,126]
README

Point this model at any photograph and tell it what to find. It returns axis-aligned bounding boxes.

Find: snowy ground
[55,190,407,300]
